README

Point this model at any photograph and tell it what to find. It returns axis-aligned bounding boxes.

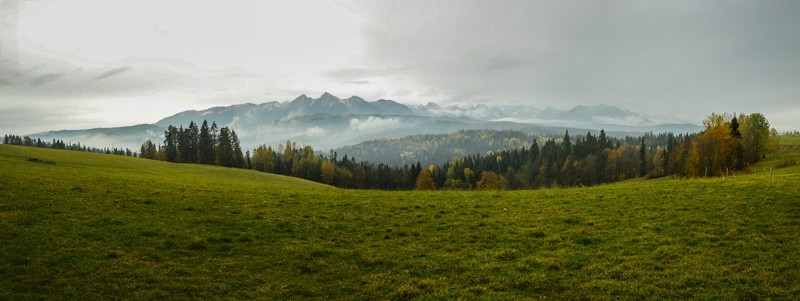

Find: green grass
[781,134,800,146]
[2,145,800,299]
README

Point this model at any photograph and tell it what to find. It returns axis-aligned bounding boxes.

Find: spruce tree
[231,130,244,168]
[163,126,179,162]
[216,127,233,167]
[177,125,188,162]
[199,120,215,164]
[186,121,200,163]
[730,116,742,138]
[639,137,647,177]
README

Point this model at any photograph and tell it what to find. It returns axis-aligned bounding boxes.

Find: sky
[1,0,799,134]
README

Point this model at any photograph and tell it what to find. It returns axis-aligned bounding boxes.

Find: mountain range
[28,93,702,153]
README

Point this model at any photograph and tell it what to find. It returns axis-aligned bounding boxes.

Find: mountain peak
[319,92,339,99]
[292,94,311,103]
[345,95,366,103]
[425,102,442,110]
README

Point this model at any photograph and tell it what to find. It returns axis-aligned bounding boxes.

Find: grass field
[781,134,800,146]
[2,144,800,299]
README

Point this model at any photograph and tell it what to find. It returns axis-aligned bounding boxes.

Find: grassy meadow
[1,144,800,299]
[780,134,800,146]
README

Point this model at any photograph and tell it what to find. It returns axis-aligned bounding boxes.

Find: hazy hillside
[26,124,163,151]
[334,129,544,166]
[2,144,799,299]
[24,93,701,152]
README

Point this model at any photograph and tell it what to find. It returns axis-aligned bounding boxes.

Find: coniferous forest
[2,135,138,157]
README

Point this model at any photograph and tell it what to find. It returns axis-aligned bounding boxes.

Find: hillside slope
[1,145,799,299]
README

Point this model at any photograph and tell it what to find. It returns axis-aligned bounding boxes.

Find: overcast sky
[1,0,799,134]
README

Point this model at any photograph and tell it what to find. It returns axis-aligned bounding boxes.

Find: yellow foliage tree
[321,160,335,185]
[477,171,507,190]
[415,170,436,190]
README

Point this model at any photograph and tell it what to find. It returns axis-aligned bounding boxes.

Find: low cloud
[592,115,648,126]
[305,126,326,137]
[349,116,400,132]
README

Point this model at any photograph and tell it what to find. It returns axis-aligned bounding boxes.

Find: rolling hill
[2,144,799,299]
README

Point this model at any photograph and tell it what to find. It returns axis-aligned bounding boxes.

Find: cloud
[93,66,132,80]
[348,116,400,132]
[28,73,64,86]
[4,1,800,133]
[592,115,648,126]
[324,68,391,80]
[305,126,326,137]
[350,1,800,125]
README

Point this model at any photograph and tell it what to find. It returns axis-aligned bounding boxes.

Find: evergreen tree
[163,125,179,162]
[730,116,742,139]
[729,116,745,170]
[562,130,572,158]
[639,137,647,177]
[186,121,200,163]
[231,130,244,168]
[216,127,234,167]
[245,150,252,170]
[177,125,188,162]
[598,129,609,150]
[199,120,215,164]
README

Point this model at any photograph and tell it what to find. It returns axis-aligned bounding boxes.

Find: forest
[131,112,779,190]
[2,135,137,157]
[3,112,779,190]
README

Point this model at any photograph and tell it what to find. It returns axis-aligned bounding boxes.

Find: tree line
[2,134,138,157]
[145,112,778,190]
[4,111,779,190]
[139,120,248,168]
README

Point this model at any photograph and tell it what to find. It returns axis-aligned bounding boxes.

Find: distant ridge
[155,92,414,127]
[28,92,702,152]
